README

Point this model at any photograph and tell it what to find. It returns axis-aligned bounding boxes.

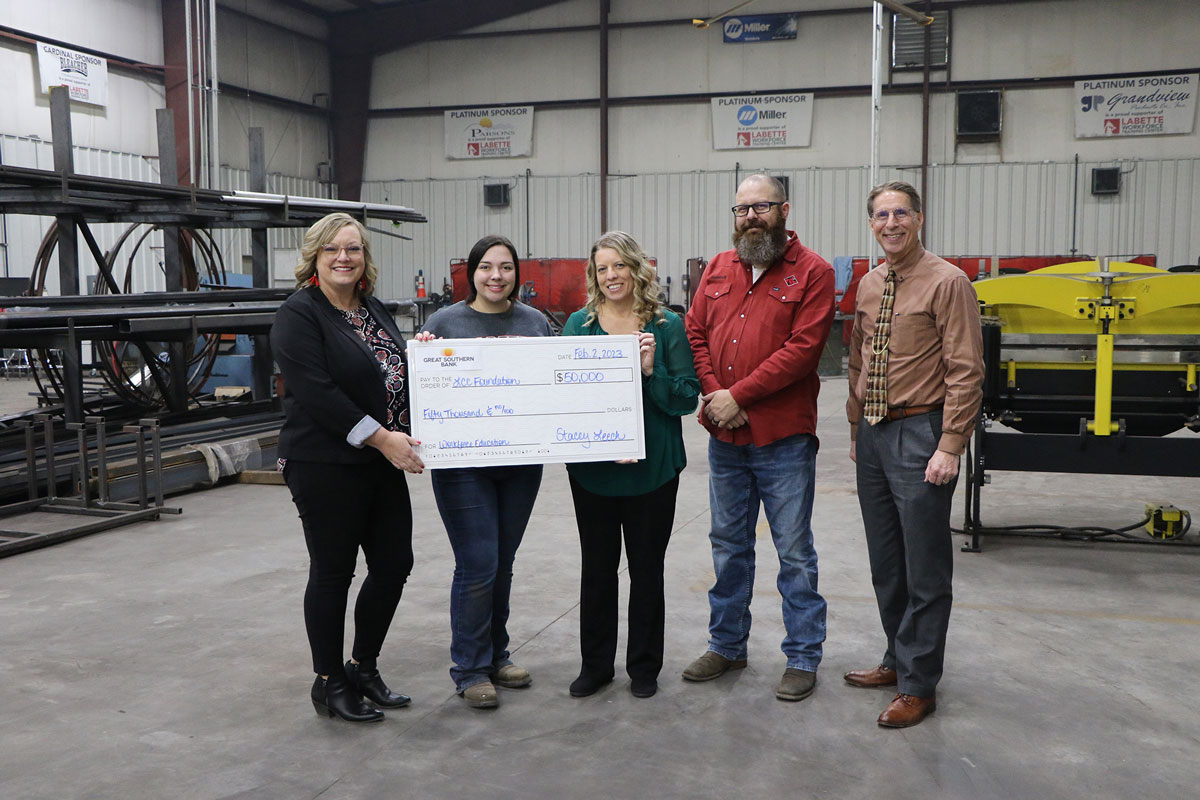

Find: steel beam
[248,127,274,402]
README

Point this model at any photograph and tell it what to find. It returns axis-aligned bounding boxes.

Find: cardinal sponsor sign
[1075,73,1197,138]
[711,94,813,149]
[37,41,108,106]
[445,106,534,159]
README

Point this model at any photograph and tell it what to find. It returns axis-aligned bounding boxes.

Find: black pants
[568,475,679,682]
[284,459,414,676]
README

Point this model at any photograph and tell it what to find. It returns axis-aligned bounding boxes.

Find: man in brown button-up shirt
[845,181,983,728]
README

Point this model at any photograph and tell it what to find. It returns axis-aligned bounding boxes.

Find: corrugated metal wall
[364,157,1200,306]
[0,135,166,294]
[361,174,600,302]
[3,136,1196,303]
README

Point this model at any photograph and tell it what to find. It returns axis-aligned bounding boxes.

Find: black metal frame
[962,425,1200,551]
[0,88,426,423]
[0,415,181,559]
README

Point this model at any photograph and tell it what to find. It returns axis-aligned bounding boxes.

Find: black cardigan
[271,285,407,464]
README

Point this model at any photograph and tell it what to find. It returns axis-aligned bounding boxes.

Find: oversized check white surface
[408,335,645,468]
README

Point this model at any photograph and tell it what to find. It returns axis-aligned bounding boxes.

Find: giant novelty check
[407,335,645,468]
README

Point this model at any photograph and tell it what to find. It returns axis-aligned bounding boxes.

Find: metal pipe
[208,0,219,191]
[225,190,422,216]
[524,168,532,257]
[599,0,609,234]
[69,422,90,508]
[194,0,207,190]
[20,422,36,501]
[184,0,196,186]
[691,0,757,29]
[142,418,166,508]
[876,0,933,26]
[869,2,883,190]
[123,423,149,510]
[920,0,931,242]
[1070,153,1079,255]
[90,416,109,505]
[38,414,56,502]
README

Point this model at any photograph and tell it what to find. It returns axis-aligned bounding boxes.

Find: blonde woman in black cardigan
[272,212,424,723]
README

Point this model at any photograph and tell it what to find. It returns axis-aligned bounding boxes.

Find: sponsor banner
[445,106,534,159]
[722,13,799,44]
[1075,73,1197,138]
[36,41,108,107]
[711,94,813,150]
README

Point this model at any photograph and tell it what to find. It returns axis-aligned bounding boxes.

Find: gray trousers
[855,410,955,697]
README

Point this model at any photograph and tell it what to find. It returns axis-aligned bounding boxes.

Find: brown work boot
[682,651,747,682]
[775,668,816,702]
[460,682,499,709]
[493,664,531,689]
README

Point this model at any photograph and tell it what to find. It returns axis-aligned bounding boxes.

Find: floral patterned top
[340,305,410,433]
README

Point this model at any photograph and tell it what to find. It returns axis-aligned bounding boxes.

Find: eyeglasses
[870,208,914,223]
[321,245,363,256]
[731,201,783,217]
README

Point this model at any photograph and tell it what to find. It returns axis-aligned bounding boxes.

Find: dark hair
[465,235,521,303]
[867,180,923,216]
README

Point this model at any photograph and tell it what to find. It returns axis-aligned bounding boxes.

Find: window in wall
[891,10,949,71]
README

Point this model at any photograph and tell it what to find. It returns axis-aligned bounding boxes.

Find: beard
[733,217,788,268]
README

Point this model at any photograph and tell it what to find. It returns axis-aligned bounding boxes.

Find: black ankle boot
[345,659,412,709]
[569,672,614,698]
[311,673,385,722]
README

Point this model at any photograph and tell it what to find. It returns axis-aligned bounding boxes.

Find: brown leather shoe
[843,664,898,688]
[877,693,936,728]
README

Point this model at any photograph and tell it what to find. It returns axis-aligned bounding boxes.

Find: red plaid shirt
[686,232,835,447]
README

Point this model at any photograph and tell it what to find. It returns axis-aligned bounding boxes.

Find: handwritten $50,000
[407,335,645,468]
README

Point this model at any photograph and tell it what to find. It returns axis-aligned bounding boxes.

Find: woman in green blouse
[562,231,701,699]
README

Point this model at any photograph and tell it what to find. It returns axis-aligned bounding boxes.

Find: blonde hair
[294,212,378,296]
[583,230,664,328]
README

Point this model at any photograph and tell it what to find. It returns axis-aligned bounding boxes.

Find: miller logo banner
[722,13,799,43]
[36,41,108,107]
[711,94,813,150]
[445,106,534,159]
[1074,72,1197,138]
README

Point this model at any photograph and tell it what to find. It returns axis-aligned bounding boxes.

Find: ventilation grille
[892,10,949,70]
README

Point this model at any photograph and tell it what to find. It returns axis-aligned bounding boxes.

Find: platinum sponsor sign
[1075,73,1197,138]
[711,94,813,150]
[445,106,534,159]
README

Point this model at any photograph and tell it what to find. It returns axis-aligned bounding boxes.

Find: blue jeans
[706,434,826,671]
[431,464,542,692]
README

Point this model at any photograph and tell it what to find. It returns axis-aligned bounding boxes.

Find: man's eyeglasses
[870,208,914,223]
[321,245,364,256]
[731,201,783,217]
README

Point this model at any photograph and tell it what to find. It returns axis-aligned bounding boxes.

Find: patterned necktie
[863,269,896,425]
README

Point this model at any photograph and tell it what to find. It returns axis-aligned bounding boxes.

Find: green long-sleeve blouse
[562,307,701,496]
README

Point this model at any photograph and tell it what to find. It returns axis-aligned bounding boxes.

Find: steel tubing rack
[0,415,182,559]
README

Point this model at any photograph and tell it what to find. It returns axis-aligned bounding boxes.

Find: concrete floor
[1,377,1198,800]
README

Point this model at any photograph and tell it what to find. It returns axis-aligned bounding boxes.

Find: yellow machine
[963,260,1200,550]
